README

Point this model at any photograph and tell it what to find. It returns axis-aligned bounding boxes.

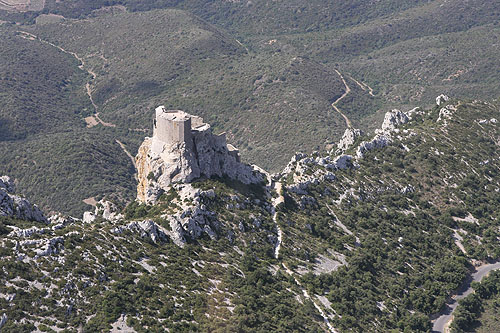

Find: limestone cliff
[0,176,47,223]
[136,108,265,203]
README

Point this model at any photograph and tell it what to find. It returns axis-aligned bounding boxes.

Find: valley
[0,1,499,332]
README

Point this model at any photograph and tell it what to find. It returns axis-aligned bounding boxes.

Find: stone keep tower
[154,106,192,145]
[153,106,206,145]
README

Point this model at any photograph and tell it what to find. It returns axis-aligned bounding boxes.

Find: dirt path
[332,70,353,128]
[17,31,115,128]
[348,75,375,97]
[115,140,136,169]
[271,181,284,259]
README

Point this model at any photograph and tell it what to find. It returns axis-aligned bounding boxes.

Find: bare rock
[0,176,14,193]
[337,127,363,152]
[356,134,392,159]
[436,94,450,106]
[82,211,96,223]
[111,220,168,243]
[332,155,354,169]
[0,313,7,330]
[379,109,409,132]
[0,177,48,223]
[95,199,123,221]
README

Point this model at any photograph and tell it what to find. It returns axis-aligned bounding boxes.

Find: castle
[136,106,265,203]
[152,106,240,162]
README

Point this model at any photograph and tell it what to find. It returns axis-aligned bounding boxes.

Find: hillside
[0,98,498,332]
[0,0,499,218]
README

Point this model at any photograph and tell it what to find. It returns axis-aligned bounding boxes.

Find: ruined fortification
[136,106,262,203]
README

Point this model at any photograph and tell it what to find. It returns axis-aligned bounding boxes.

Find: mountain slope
[0,97,498,332]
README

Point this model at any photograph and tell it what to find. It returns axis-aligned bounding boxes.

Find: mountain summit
[136,106,265,203]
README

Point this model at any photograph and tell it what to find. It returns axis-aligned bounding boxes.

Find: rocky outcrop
[0,176,15,193]
[436,94,450,106]
[19,236,64,258]
[281,106,415,197]
[82,199,123,223]
[357,109,409,159]
[136,110,265,203]
[0,176,47,223]
[437,104,457,126]
[111,220,169,243]
[162,185,220,247]
[336,128,363,152]
[378,109,409,133]
[356,133,392,159]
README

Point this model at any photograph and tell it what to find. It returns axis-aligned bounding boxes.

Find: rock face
[111,220,169,243]
[379,109,409,132]
[0,176,47,223]
[136,107,264,203]
[337,127,363,152]
[356,133,392,159]
[356,109,409,159]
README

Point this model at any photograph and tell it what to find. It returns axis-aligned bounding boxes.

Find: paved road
[432,261,500,332]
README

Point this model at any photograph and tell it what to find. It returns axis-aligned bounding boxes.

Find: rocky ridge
[1,96,499,332]
[0,176,47,223]
[281,106,412,198]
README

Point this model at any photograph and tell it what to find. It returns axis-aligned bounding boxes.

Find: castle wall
[191,115,204,128]
[154,108,192,145]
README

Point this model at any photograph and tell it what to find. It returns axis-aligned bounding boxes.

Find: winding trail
[332,70,353,128]
[432,261,500,332]
[115,140,136,169]
[17,31,115,128]
[348,75,375,97]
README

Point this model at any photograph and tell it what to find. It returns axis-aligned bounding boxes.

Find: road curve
[432,261,500,332]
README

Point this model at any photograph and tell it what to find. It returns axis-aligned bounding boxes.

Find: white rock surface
[83,199,123,223]
[436,94,450,106]
[332,155,354,169]
[337,128,362,152]
[356,134,392,159]
[0,313,7,330]
[0,176,15,193]
[82,211,96,223]
[437,104,457,124]
[8,226,47,238]
[96,200,123,221]
[49,214,78,230]
[379,109,409,132]
[0,176,47,223]
[111,220,168,243]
